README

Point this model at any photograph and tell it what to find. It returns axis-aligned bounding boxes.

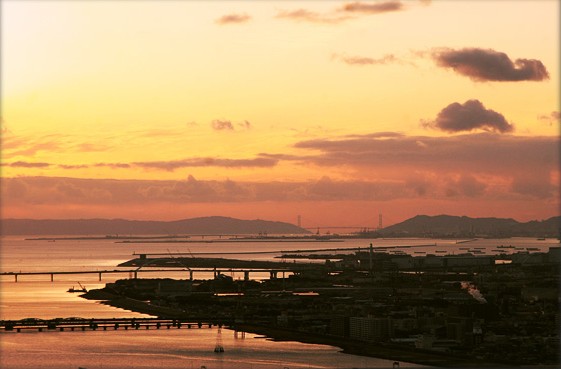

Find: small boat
[67,282,87,293]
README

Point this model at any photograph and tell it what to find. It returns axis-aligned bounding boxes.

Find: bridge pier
[50,273,54,282]
[99,272,102,281]
[244,271,249,281]
[14,274,18,283]
[189,270,193,281]
[134,271,138,279]
[270,271,277,279]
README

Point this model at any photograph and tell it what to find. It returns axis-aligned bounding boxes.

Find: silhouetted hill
[378,215,560,238]
[1,216,310,236]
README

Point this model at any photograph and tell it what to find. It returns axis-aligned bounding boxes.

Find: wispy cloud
[211,119,235,131]
[2,161,51,168]
[432,47,549,82]
[215,13,251,25]
[132,157,277,171]
[5,156,278,172]
[538,111,560,126]
[339,1,404,14]
[275,9,351,24]
[422,99,514,133]
[332,53,398,66]
[211,119,252,131]
[276,1,425,25]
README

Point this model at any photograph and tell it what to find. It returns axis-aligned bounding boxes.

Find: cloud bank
[432,48,549,82]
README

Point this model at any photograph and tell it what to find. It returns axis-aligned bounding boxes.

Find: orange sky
[1,0,559,227]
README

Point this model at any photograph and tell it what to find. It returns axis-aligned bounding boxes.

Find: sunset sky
[2,0,559,228]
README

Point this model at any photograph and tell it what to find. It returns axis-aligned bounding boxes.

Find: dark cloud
[432,48,549,82]
[424,99,514,133]
[333,53,397,66]
[215,13,251,25]
[211,119,234,131]
[339,1,403,14]
[275,9,351,24]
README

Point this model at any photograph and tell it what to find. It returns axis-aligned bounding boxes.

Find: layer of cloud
[432,48,549,82]
[132,157,277,171]
[332,53,397,66]
[292,132,558,199]
[423,99,514,133]
[215,13,251,25]
[3,157,278,172]
[0,175,485,207]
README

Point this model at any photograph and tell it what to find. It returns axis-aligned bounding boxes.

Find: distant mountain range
[1,216,310,236]
[378,215,560,238]
[2,215,559,237]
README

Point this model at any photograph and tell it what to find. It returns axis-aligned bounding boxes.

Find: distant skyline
[2,1,559,227]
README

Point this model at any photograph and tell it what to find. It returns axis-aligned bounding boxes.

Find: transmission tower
[214,326,224,353]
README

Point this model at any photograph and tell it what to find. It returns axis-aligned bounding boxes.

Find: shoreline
[81,290,504,368]
[231,324,505,368]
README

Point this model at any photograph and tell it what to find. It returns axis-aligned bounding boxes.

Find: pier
[0,317,224,333]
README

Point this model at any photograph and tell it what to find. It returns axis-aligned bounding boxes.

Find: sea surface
[1,235,558,369]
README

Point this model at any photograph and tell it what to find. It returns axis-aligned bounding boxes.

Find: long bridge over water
[0,267,296,283]
[0,317,232,333]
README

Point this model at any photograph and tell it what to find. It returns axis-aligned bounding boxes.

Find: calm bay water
[1,235,557,368]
